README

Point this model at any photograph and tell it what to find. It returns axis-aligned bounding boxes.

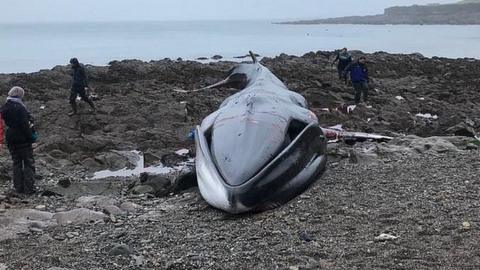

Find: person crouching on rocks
[332,47,352,84]
[343,56,369,104]
[69,58,95,116]
[1,87,38,195]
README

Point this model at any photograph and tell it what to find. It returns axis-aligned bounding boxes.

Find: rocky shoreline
[1,51,479,269]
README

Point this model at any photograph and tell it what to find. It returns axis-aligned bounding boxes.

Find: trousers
[8,144,35,194]
[353,81,369,104]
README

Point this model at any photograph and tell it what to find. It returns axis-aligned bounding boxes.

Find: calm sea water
[1,20,479,73]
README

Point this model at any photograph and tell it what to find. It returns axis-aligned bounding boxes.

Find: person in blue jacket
[343,56,369,104]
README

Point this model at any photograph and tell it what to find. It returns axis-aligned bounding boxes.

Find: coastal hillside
[282,1,480,25]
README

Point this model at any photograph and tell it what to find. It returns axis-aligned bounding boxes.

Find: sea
[1,20,480,73]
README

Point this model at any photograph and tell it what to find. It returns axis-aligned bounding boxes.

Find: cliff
[282,2,480,25]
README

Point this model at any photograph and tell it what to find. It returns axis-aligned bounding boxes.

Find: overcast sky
[1,0,458,23]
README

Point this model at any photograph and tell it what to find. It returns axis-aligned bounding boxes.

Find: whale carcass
[195,52,327,214]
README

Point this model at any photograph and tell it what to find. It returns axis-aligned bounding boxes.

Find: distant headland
[280,1,480,25]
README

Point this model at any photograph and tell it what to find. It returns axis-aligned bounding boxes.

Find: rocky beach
[0,51,479,269]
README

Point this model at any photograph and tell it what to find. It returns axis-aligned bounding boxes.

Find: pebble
[35,205,47,210]
[299,232,315,242]
[374,233,398,241]
[462,221,471,230]
[109,243,133,256]
[133,255,145,266]
[66,232,80,238]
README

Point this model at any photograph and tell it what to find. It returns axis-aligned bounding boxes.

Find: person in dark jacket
[1,86,37,194]
[69,58,95,116]
[332,48,352,84]
[343,56,369,104]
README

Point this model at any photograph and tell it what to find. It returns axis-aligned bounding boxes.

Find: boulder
[75,196,119,209]
[54,208,106,226]
[0,209,56,241]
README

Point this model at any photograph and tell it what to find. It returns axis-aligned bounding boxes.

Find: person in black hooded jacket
[1,86,37,194]
[69,58,95,116]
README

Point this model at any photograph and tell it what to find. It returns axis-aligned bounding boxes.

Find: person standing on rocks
[69,58,95,116]
[332,47,352,84]
[0,112,4,148]
[1,86,37,195]
[343,56,369,104]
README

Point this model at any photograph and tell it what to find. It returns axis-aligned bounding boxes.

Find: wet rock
[57,179,71,188]
[143,151,162,167]
[299,232,315,242]
[131,185,155,195]
[54,208,106,226]
[109,243,133,256]
[196,57,208,60]
[466,143,478,150]
[446,123,477,138]
[138,173,172,197]
[172,170,198,193]
[103,205,126,216]
[211,55,223,60]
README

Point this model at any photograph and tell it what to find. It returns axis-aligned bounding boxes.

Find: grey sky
[1,0,458,23]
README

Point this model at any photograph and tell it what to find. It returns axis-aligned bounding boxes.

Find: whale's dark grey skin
[195,53,327,214]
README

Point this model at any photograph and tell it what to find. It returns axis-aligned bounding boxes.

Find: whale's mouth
[202,118,310,187]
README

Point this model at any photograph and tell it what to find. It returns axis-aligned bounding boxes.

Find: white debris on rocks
[92,150,192,179]
[416,113,439,120]
[374,233,398,241]
[175,149,190,156]
[395,96,405,100]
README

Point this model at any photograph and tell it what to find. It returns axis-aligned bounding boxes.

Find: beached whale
[195,52,327,214]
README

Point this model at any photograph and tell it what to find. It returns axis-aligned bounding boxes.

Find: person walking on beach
[1,87,38,195]
[343,56,369,104]
[69,58,95,116]
[332,47,352,84]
